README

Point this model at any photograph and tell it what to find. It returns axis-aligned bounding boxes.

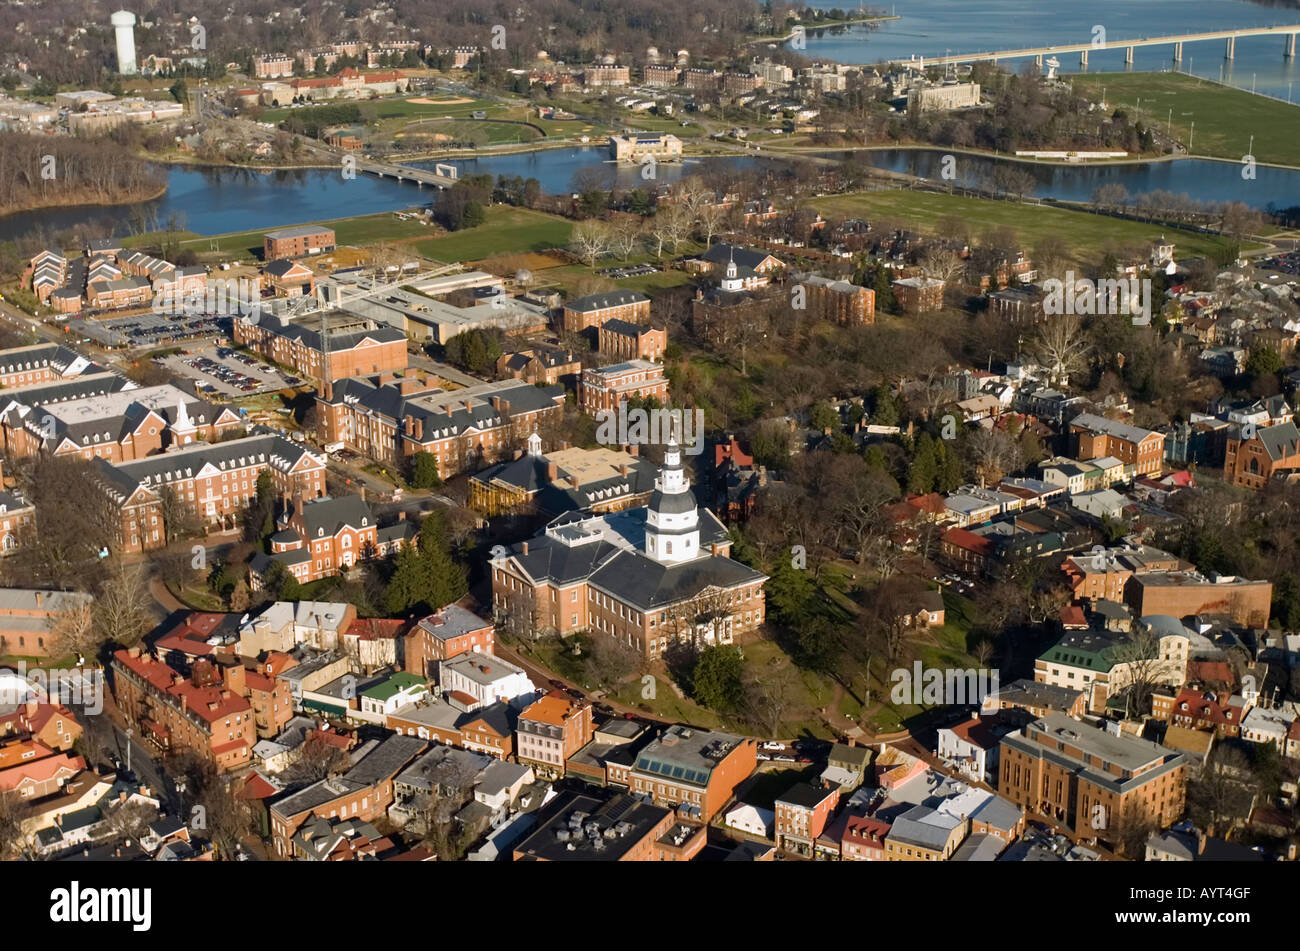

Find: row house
[111,648,256,773]
[91,431,327,553]
[579,360,669,414]
[269,734,427,856]
[403,605,495,680]
[233,312,408,382]
[317,375,565,479]
[514,691,594,780]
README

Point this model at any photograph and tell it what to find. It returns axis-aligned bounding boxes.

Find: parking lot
[158,346,300,398]
[68,312,224,349]
[599,264,660,279]
[1261,250,1300,275]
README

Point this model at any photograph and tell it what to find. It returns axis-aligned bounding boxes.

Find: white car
[760,741,785,751]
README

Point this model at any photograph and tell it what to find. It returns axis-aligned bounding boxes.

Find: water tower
[111,10,138,75]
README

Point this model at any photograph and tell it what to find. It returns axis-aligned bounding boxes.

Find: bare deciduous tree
[1032,313,1090,385]
[570,219,613,270]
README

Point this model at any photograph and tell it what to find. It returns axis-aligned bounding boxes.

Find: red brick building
[263,226,336,261]
[892,276,945,314]
[561,290,651,333]
[403,605,495,679]
[598,319,667,362]
[1223,420,1300,489]
[234,313,408,383]
[628,725,757,820]
[111,649,257,773]
[1069,412,1165,478]
[579,360,669,414]
[91,433,326,553]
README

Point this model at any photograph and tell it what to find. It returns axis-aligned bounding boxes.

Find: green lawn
[396,117,542,147]
[810,190,1244,264]
[609,675,726,729]
[1068,72,1300,167]
[260,95,500,125]
[133,211,434,258]
[412,206,574,261]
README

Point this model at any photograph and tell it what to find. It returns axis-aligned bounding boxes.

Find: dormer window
[361,518,368,526]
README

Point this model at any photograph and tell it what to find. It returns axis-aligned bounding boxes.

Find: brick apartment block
[998,713,1186,852]
[1069,412,1165,478]
[263,226,336,261]
[403,605,495,680]
[111,650,257,773]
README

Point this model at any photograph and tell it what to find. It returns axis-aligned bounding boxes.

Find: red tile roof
[346,618,410,641]
[0,751,85,790]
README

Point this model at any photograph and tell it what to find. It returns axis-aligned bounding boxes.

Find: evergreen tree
[908,434,937,494]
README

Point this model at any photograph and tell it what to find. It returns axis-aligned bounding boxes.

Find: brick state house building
[490,436,767,659]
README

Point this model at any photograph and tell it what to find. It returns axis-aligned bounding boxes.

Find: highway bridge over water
[354,157,460,188]
[894,24,1300,68]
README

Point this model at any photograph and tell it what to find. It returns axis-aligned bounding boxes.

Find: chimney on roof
[619,464,628,476]
[34,592,42,607]
[463,399,474,412]
[294,493,304,520]
[398,510,406,521]
[711,543,719,557]
[522,541,529,556]
[359,486,366,502]
[546,462,558,482]
[569,474,580,489]
[627,443,638,456]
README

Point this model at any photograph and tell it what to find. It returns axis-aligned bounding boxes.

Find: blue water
[792,0,1300,100]
[416,147,765,193]
[0,151,762,241]
[836,148,1300,208]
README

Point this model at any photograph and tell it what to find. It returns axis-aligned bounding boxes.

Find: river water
[793,0,1300,100]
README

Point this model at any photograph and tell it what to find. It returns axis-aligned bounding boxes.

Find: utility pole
[1189,120,1194,151]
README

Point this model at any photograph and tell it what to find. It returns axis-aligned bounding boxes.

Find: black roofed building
[317,373,565,478]
[90,430,327,552]
[252,490,417,586]
[561,290,651,333]
[490,435,767,657]
[233,310,408,382]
